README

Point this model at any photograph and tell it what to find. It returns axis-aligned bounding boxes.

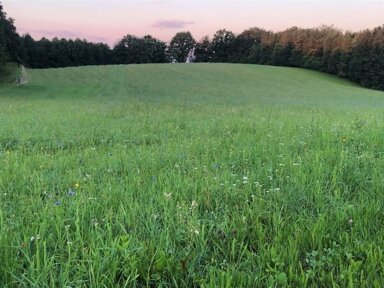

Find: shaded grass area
[0,63,19,84]
[1,64,384,287]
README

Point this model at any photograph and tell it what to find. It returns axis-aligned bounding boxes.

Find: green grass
[1,63,384,287]
[0,63,20,83]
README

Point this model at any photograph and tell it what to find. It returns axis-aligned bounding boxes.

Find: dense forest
[1,2,384,90]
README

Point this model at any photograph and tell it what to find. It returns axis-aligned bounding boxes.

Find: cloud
[153,19,195,30]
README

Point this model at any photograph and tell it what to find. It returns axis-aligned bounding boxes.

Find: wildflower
[191,228,199,235]
[348,219,353,225]
[30,235,40,242]
[293,163,300,166]
[190,200,198,211]
[65,225,71,230]
[67,241,73,245]
[151,176,157,182]
[74,183,80,189]
[92,219,99,227]
[164,192,172,198]
[55,200,62,206]
[83,174,91,181]
[67,189,76,196]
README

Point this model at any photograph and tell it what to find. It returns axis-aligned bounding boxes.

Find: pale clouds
[153,19,195,30]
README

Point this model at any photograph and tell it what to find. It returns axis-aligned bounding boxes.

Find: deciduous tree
[168,31,196,63]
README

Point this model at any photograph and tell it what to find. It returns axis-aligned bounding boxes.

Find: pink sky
[2,0,384,46]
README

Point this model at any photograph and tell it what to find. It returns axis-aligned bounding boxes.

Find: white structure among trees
[185,48,196,63]
[14,65,29,85]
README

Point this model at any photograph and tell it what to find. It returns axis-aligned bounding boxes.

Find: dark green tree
[210,29,235,62]
[271,42,293,66]
[141,35,167,63]
[113,34,166,64]
[167,31,196,63]
[229,27,268,63]
[0,3,22,68]
[195,36,213,62]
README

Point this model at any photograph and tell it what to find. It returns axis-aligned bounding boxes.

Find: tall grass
[1,64,384,287]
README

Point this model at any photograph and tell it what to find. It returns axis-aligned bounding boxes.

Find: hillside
[2,63,384,108]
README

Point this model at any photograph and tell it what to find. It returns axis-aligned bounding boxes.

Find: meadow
[1,63,384,287]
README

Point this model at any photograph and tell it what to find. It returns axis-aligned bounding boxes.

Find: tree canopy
[167,32,196,63]
[0,3,22,69]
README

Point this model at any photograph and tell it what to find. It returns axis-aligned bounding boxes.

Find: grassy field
[1,63,384,287]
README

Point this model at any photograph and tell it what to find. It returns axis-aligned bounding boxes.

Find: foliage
[210,29,235,62]
[112,34,167,64]
[194,36,213,62]
[167,31,196,63]
[21,36,111,68]
[0,3,22,69]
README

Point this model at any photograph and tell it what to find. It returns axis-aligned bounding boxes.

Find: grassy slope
[1,64,384,287]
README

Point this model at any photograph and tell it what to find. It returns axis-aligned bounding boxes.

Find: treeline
[21,35,111,68]
[1,2,384,90]
[0,4,22,70]
[20,26,384,90]
[19,32,193,67]
[193,26,384,90]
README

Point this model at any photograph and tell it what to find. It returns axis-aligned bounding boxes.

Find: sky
[2,0,384,46]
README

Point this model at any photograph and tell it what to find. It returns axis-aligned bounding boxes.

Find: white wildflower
[164,192,172,198]
[30,235,40,242]
[190,200,198,211]
[191,228,199,235]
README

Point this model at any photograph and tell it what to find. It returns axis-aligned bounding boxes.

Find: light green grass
[1,63,384,287]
